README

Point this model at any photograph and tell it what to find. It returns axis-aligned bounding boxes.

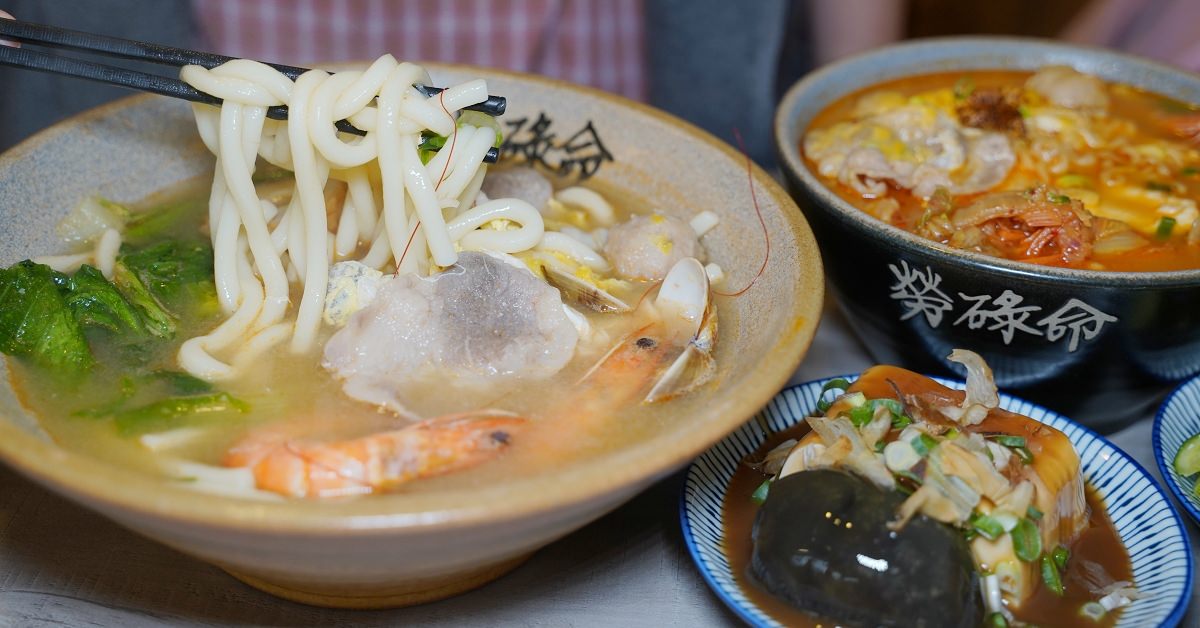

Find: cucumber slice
[1173,433,1200,477]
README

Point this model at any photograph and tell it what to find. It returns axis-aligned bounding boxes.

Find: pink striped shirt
[191,0,646,101]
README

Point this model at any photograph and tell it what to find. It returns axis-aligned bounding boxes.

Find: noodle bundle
[177,56,543,381]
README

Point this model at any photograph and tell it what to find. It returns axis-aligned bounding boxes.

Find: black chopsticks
[0,19,505,161]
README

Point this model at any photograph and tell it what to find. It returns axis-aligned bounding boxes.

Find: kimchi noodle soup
[803,67,1200,271]
[1,57,729,501]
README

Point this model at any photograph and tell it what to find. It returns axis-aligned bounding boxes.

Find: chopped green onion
[1013,445,1035,465]
[751,478,772,505]
[962,527,978,542]
[969,513,1005,541]
[1156,216,1177,240]
[1041,555,1065,596]
[1017,104,1031,118]
[874,440,886,453]
[1048,192,1072,204]
[848,398,906,427]
[954,76,976,101]
[892,414,913,429]
[1146,181,1173,193]
[911,433,939,457]
[848,403,875,428]
[986,612,1009,628]
[815,378,851,413]
[944,427,960,440]
[1183,166,1199,177]
[1027,505,1044,521]
[1052,545,1070,571]
[990,435,1027,448]
[1055,174,1092,189]
[1080,601,1106,621]
[1011,518,1042,562]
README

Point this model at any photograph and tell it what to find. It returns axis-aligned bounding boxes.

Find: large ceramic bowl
[0,65,823,608]
[775,37,1200,433]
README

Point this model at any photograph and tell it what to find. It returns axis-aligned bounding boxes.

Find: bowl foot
[223,552,532,609]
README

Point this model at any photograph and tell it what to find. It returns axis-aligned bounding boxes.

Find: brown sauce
[723,403,1133,626]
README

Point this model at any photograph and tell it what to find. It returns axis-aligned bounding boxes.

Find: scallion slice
[1027,505,1044,521]
[911,433,939,457]
[1156,216,1177,240]
[1041,554,1065,596]
[1080,601,1106,621]
[970,513,1005,541]
[1146,181,1173,193]
[1011,518,1042,562]
[985,612,1009,628]
[990,435,1026,448]
[1052,545,1070,571]
[815,378,851,413]
[751,478,772,505]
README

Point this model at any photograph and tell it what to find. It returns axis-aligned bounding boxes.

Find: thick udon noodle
[176,56,552,381]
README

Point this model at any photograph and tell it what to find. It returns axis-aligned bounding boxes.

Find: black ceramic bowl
[775,37,1200,432]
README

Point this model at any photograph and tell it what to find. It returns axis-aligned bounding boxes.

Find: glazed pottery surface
[0,65,823,607]
[776,37,1200,432]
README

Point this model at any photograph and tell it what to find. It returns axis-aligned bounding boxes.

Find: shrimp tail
[226,410,527,498]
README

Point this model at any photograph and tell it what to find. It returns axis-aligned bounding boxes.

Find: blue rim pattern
[681,376,1194,628]
[1153,376,1200,531]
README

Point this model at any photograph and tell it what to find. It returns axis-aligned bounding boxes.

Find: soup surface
[6,170,727,499]
[803,68,1200,271]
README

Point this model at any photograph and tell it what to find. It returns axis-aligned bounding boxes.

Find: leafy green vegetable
[1048,192,1072,204]
[123,196,208,245]
[990,435,1026,448]
[62,265,148,336]
[150,370,213,395]
[111,262,175,338]
[986,612,1009,628]
[1011,518,1042,562]
[1027,505,1044,521]
[0,261,93,376]
[113,392,249,436]
[118,240,216,313]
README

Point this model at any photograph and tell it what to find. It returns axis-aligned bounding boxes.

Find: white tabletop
[1,301,1197,627]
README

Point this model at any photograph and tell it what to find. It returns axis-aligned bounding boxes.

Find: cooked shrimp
[224,411,527,498]
[227,257,715,499]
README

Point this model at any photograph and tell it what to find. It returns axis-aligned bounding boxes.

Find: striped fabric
[191,0,646,101]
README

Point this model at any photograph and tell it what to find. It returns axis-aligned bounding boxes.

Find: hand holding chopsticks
[0,18,506,161]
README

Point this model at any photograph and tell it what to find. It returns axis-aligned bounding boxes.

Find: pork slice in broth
[323,252,579,417]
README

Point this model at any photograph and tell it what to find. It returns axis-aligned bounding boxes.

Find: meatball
[602,213,705,281]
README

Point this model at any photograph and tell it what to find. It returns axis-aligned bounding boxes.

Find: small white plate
[682,376,1194,627]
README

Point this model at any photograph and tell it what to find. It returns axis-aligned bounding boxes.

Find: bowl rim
[774,35,1200,288]
[0,63,825,534]
[681,373,1196,628]
[1152,374,1200,529]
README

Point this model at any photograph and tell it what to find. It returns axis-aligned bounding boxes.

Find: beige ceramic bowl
[0,65,823,608]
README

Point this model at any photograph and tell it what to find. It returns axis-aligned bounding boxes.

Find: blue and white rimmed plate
[681,376,1194,628]
[1153,375,1200,530]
